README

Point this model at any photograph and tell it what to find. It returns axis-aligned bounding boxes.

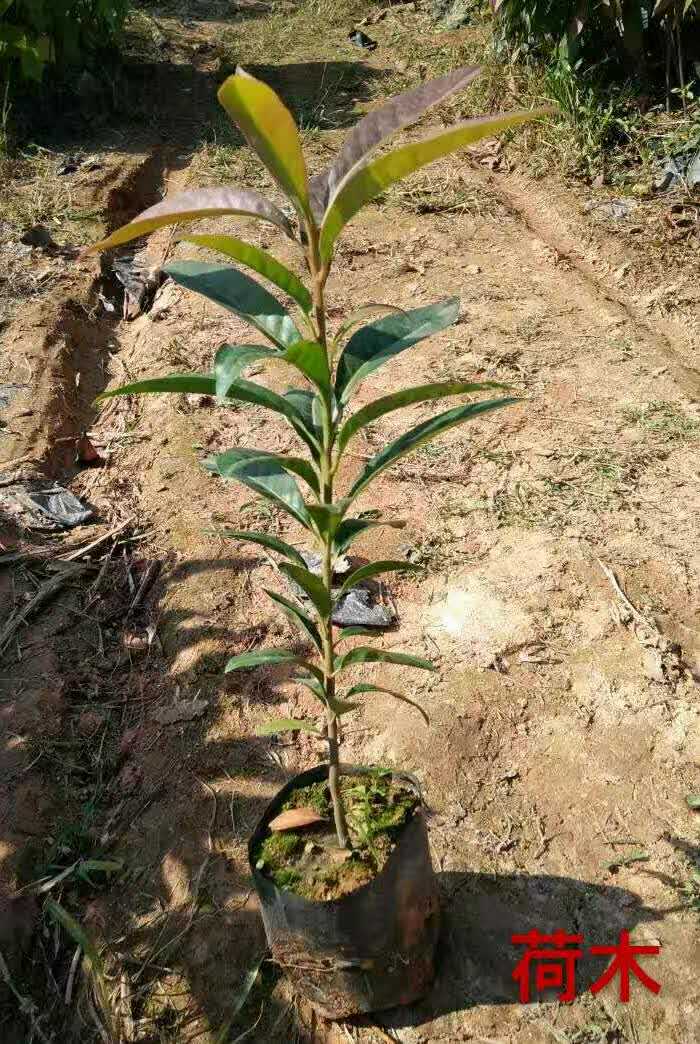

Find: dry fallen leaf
[152,698,208,725]
[269,807,326,832]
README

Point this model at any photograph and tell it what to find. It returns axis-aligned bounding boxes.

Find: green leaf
[212,528,307,568]
[335,648,436,672]
[326,695,360,716]
[218,68,311,220]
[206,446,319,496]
[256,717,321,736]
[206,452,312,528]
[213,954,267,1044]
[264,588,323,652]
[282,388,323,454]
[332,303,405,349]
[336,560,422,599]
[335,298,460,403]
[277,562,331,618]
[283,340,331,392]
[345,683,429,725]
[292,673,327,700]
[686,794,700,810]
[320,108,553,260]
[218,378,321,455]
[214,344,279,397]
[335,626,381,641]
[349,398,517,501]
[337,380,508,455]
[165,261,302,350]
[97,373,215,402]
[88,186,293,253]
[225,649,311,673]
[306,501,351,540]
[182,234,312,313]
[333,516,407,555]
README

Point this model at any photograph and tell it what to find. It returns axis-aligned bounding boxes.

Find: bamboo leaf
[182,234,312,313]
[335,298,460,403]
[214,344,279,397]
[97,373,215,402]
[345,683,429,724]
[212,528,307,568]
[336,560,422,599]
[218,69,311,219]
[337,380,508,455]
[206,452,312,528]
[310,64,481,219]
[165,261,302,349]
[263,588,323,651]
[335,647,436,672]
[320,108,553,260]
[333,516,407,555]
[256,717,321,736]
[88,186,293,253]
[277,562,331,618]
[348,398,517,501]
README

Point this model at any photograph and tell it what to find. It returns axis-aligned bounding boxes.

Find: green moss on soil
[254,770,419,901]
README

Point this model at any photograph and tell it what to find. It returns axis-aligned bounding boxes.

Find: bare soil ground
[1,3,698,1043]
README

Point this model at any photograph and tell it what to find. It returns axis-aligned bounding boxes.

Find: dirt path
[1,3,698,1043]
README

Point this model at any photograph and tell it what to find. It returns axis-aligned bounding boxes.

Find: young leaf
[214,344,279,397]
[263,588,323,652]
[225,649,313,673]
[256,718,321,736]
[335,560,422,599]
[348,398,517,501]
[335,647,436,672]
[87,186,293,253]
[320,108,553,260]
[345,683,429,725]
[337,380,508,455]
[165,261,302,349]
[310,64,481,218]
[206,446,319,495]
[212,528,307,568]
[333,516,407,555]
[182,234,312,313]
[335,298,460,403]
[218,69,311,220]
[277,562,332,618]
[206,453,312,528]
[97,373,215,402]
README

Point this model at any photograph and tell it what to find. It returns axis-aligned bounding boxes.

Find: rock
[20,225,55,249]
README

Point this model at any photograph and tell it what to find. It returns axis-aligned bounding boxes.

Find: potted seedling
[91,66,548,1017]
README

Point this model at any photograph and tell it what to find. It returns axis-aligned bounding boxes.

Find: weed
[623,400,700,441]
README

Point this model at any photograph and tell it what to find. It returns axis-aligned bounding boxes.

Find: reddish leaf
[268,807,326,832]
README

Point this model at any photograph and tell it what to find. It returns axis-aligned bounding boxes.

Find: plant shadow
[374,869,665,1030]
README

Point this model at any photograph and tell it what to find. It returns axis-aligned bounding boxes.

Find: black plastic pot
[248,763,440,1019]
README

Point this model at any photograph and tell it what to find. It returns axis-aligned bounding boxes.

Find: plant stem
[308,223,349,849]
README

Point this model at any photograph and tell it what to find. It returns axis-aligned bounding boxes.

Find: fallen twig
[0,563,86,656]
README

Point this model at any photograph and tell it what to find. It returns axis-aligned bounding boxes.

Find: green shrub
[0,0,129,83]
